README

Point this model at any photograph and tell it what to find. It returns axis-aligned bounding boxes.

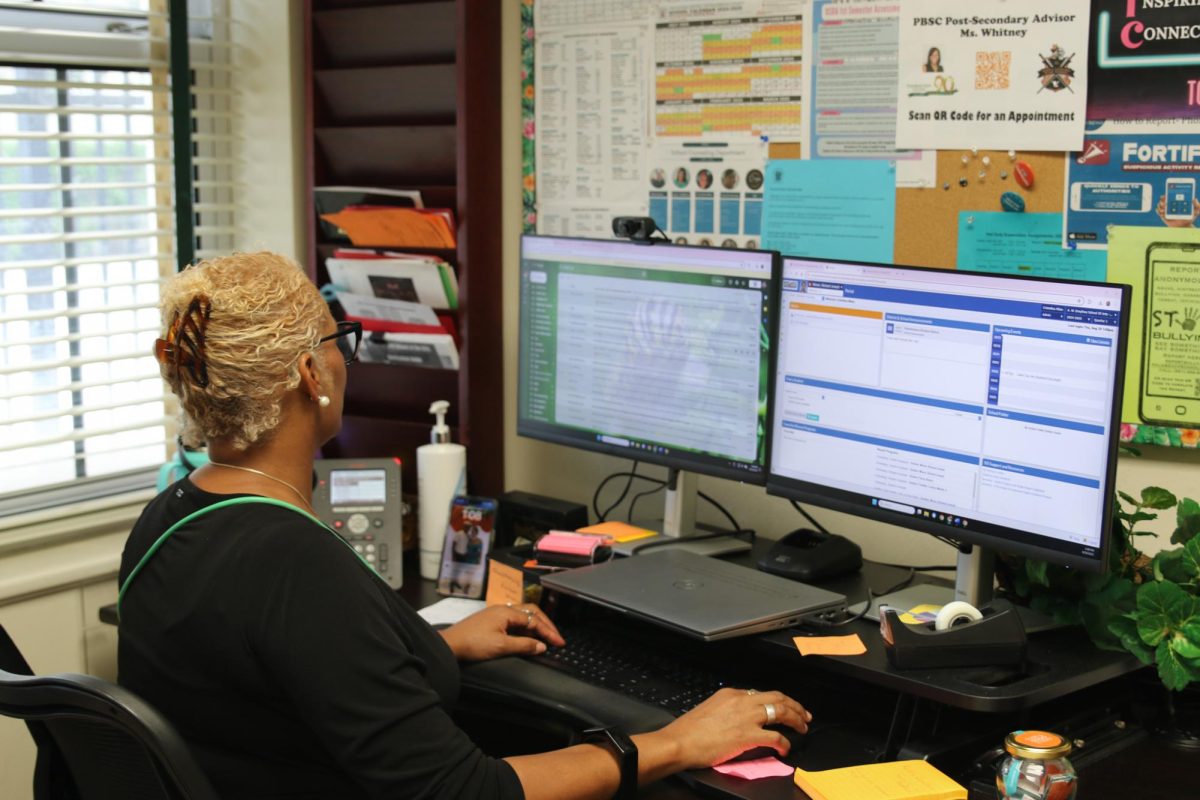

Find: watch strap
[582,725,638,799]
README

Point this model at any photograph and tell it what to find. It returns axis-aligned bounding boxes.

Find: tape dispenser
[879,598,1027,670]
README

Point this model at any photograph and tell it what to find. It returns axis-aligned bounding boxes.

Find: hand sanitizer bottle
[417,400,466,580]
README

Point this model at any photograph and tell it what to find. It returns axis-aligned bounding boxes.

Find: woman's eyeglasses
[319,320,362,365]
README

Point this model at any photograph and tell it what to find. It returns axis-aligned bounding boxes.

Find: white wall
[228,1,307,261]
[497,0,1200,565]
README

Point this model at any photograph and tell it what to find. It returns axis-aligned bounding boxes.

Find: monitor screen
[329,468,388,506]
[767,258,1129,572]
[518,235,778,484]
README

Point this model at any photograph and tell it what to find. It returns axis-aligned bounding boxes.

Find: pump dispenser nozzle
[429,400,451,444]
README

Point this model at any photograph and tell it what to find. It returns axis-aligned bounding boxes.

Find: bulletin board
[519,1,1199,448]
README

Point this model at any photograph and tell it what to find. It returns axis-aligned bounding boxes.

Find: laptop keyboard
[529,622,730,716]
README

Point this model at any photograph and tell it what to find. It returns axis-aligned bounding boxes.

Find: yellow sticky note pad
[575,521,657,543]
[793,634,867,657]
[794,760,966,800]
[897,604,942,626]
[485,559,525,607]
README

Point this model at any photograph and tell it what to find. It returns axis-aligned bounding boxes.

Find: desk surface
[99,545,1194,799]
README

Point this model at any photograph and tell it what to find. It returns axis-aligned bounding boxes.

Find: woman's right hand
[653,687,811,768]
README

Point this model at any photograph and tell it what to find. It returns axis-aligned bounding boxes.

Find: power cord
[789,500,829,534]
[797,568,916,629]
[593,463,660,522]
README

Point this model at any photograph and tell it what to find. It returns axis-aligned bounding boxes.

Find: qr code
[975,51,1011,90]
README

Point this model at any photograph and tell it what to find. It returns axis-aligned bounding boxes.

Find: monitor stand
[853,544,994,621]
[851,545,1063,633]
[611,469,752,558]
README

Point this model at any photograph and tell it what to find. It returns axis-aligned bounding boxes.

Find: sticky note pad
[794,760,966,800]
[712,757,795,780]
[575,521,657,543]
[793,634,867,657]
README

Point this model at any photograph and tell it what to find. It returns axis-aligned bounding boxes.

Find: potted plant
[1003,486,1199,691]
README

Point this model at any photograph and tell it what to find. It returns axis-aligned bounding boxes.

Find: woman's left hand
[439,603,566,662]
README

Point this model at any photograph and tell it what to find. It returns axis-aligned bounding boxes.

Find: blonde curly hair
[158,251,329,450]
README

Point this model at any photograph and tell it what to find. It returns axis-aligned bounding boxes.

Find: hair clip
[157,296,212,388]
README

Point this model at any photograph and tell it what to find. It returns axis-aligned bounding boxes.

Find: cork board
[894,150,1067,269]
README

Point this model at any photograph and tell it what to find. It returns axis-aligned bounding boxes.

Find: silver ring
[764,703,777,725]
[523,608,534,627]
[746,688,758,696]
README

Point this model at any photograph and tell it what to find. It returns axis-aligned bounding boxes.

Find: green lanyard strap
[117,496,374,619]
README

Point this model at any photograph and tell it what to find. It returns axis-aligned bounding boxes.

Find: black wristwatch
[582,725,638,799]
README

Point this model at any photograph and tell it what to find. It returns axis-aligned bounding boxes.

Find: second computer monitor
[767,257,1129,574]
[518,234,777,485]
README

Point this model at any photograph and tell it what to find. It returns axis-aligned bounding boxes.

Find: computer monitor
[767,257,1129,610]
[518,234,778,551]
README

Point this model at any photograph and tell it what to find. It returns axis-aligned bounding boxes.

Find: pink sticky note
[711,757,795,780]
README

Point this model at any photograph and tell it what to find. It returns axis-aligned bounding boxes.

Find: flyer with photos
[895,1,1089,151]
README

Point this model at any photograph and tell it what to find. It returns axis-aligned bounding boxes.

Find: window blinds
[0,0,235,513]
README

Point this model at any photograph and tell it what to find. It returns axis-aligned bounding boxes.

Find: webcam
[611,216,664,243]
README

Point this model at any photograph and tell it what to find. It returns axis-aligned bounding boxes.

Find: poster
[804,0,935,188]
[534,25,652,236]
[1107,225,1200,430]
[1087,0,1200,121]
[1063,119,1200,250]
[647,137,769,247]
[761,159,895,263]
[894,2,1090,151]
[654,6,804,141]
[957,212,1106,282]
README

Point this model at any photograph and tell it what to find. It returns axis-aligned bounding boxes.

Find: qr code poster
[895,0,1089,152]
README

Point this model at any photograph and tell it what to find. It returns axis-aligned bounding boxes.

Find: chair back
[0,625,218,800]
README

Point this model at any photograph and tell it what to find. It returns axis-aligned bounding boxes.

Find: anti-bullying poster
[1087,1,1200,121]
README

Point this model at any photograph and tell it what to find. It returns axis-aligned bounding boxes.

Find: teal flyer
[958,212,1106,282]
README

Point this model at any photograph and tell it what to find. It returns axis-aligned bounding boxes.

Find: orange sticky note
[576,521,657,543]
[792,634,867,657]
[321,207,455,248]
[485,559,525,607]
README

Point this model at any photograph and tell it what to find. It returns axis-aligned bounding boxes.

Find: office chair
[0,623,219,800]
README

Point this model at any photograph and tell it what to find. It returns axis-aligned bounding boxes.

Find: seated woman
[119,252,811,800]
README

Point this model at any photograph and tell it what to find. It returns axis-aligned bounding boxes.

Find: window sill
[0,490,154,604]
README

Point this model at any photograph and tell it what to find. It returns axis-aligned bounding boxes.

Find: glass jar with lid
[995,730,1077,800]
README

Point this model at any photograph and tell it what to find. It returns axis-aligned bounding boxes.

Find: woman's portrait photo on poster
[923,46,943,73]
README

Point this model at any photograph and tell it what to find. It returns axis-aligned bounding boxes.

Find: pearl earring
[318,395,331,408]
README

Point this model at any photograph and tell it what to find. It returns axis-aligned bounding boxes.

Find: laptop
[539,549,847,641]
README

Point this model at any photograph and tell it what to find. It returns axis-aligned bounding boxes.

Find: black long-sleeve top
[117,476,524,800]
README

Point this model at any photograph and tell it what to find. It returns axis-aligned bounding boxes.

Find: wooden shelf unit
[303,0,503,498]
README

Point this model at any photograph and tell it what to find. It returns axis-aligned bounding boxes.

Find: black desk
[100,549,1193,799]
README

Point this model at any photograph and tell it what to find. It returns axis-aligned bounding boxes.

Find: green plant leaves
[1140,487,1178,510]
[1108,613,1155,664]
[1135,581,1197,647]
[1153,549,1195,584]
[1172,497,1200,545]
[1132,582,1200,690]
[1025,559,1049,588]
[1156,642,1200,692]
[1082,576,1133,650]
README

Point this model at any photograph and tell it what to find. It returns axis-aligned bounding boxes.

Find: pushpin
[961,154,970,165]
[982,155,991,166]
[1001,191,1025,212]
[966,215,975,225]
[971,147,978,156]
[978,170,987,180]
[1008,150,1017,160]
[959,177,969,187]
[1000,170,1008,180]
[1067,239,1077,250]
[943,182,951,190]
[1014,161,1034,189]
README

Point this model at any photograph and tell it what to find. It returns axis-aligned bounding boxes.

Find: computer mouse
[722,726,808,763]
